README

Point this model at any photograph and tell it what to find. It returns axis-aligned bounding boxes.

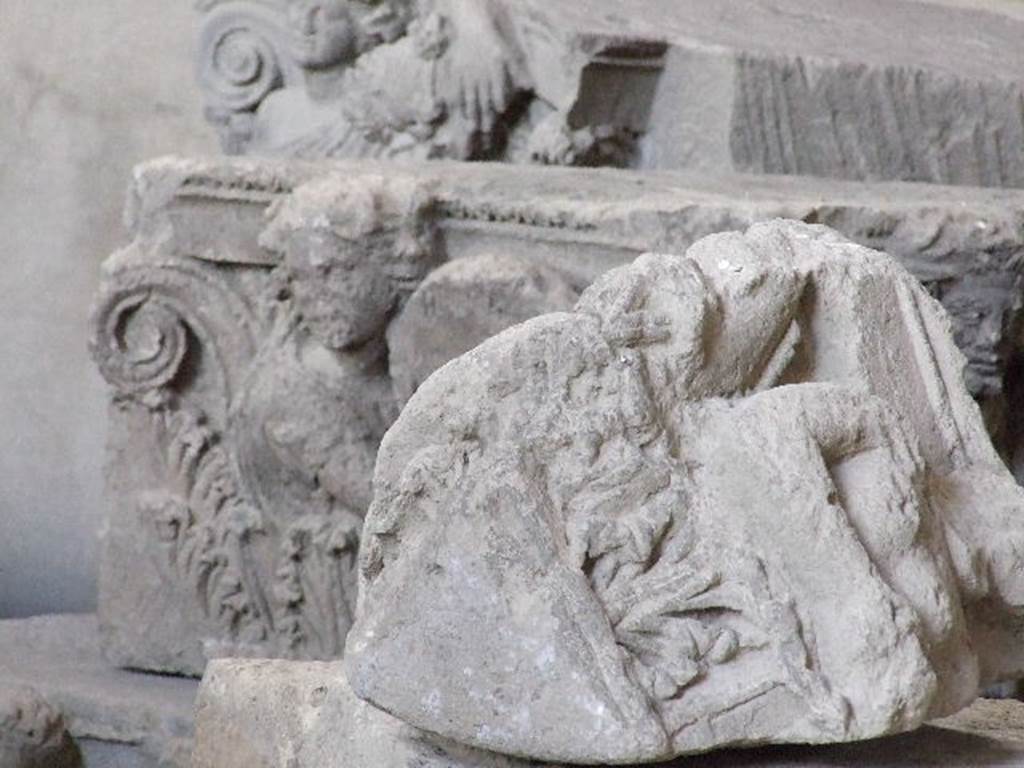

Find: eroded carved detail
[91,174,486,669]
[90,248,284,655]
[195,0,656,165]
[197,0,303,154]
[140,407,269,646]
[347,221,1024,763]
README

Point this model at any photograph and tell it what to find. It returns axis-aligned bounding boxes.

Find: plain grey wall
[0,0,217,617]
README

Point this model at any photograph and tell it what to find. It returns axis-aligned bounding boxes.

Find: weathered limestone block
[0,685,77,768]
[0,615,198,768]
[347,221,1024,763]
[191,658,1024,767]
[91,157,1024,676]
[196,0,1024,187]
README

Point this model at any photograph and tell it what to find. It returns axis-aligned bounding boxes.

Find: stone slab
[191,657,1024,768]
[93,156,1024,676]
[0,614,197,767]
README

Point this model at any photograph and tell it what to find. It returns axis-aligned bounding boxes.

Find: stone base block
[193,658,1024,768]
[0,614,197,767]
[193,659,535,768]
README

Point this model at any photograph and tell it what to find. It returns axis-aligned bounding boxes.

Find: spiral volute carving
[89,252,261,416]
[92,290,189,394]
[197,1,295,115]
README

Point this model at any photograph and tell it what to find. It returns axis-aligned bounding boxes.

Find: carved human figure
[225,174,439,655]
[347,221,1024,763]
[247,0,407,155]
[247,0,526,159]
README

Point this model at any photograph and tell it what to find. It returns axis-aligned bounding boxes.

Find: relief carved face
[286,0,410,69]
[287,0,359,68]
[264,174,439,352]
[940,272,1023,397]
[284,229,398,350]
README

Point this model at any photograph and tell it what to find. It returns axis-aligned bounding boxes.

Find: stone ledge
[193,658,1024,768]
[0,615,1018,766]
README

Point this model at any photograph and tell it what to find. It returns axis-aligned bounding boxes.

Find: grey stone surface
[192,657,1024,767]
[193,659,535,768]
[0,0,218,620]
[196,0,1024,187]
[0,614,197,768]
[348,221,1024,762]
[388,253,580,406]
[91,156,1024,677]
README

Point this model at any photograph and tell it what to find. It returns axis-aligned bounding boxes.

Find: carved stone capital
[93,156,1024,677]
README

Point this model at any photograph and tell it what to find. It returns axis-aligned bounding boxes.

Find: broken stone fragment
[0,685,77,768]
[0,614,197,767]
[348,220,1024,764]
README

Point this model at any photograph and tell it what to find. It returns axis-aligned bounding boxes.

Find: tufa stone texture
[348,221,1024,763]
